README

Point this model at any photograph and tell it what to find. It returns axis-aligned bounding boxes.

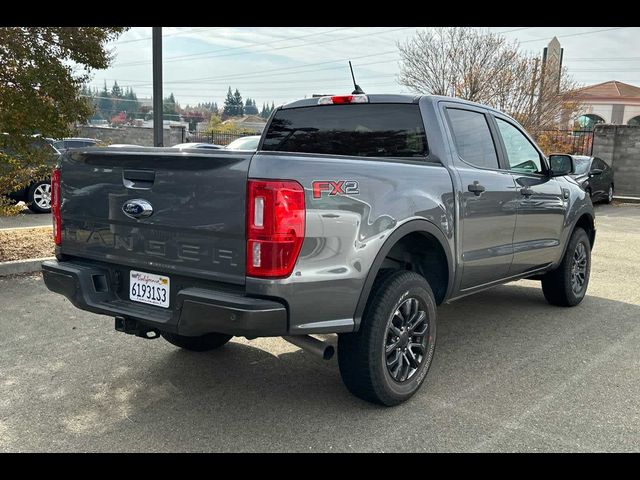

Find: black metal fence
[536,129,594,156]
[189,130,254,146]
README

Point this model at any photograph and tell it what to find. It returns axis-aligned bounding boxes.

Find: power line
[519,27,628,43]
[567,57,640,62]
[114,27,354,67]
[114,27,414,69]
[113,27,217,45]
[132,51,401,87]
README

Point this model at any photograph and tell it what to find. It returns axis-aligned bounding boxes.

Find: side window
[446,108,499,169]
[496,118,543,174]
[592,158,606,170]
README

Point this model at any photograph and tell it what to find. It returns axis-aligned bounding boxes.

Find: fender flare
[353,219,454,330]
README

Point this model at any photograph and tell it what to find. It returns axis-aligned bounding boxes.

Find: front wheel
[541,227,591,306]
[161,331,232,351]
[27,180,52,213]
[338,270,437,406]
[604,184,614,204]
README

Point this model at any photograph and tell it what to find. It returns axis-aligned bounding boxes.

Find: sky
[87,27,640,110]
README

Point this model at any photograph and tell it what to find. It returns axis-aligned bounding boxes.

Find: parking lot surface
[0,207,51,230]
[0,203,638,452]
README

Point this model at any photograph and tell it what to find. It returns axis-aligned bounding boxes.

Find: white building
[574,80,640,129]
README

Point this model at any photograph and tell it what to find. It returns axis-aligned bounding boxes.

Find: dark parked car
[570,155,615,203]
[49,137,99,154]
[3,136,60,213]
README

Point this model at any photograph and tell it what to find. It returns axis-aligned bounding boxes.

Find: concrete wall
[74,125,185,147]
[592,124,640,197]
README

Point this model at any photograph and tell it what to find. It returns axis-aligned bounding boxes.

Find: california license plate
[129,270,170,308]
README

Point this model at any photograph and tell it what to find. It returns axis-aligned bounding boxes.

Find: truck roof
[280,94,507,114]
[280,94,517,124]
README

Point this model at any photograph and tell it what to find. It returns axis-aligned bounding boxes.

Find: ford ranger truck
[42,94,595,406]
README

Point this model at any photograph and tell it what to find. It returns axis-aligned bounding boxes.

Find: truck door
[492,116,566,275]
[443,106,519,290]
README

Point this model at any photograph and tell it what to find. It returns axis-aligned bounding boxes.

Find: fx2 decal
[312,180,360,199]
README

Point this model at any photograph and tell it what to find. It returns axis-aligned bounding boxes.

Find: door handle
[520,186,534,197]
[467,181,485,196]
[123,169,155,189]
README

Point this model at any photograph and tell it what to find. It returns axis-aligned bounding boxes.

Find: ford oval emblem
[122,199,153,219]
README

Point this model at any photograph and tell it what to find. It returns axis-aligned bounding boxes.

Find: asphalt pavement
[0,206,51,230]
[0,203,638,452]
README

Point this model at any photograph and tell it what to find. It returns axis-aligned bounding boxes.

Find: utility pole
[152,27,163,147]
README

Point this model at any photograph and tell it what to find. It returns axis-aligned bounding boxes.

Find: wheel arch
[353,219,454,331]
[574,212,596,248]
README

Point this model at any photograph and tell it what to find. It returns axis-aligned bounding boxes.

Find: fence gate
[190,130,251,146]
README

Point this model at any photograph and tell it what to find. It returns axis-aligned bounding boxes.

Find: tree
[244,97,259,115]
[163,92,179,121]
[124,87,139,120]
[233,89,244,116]
[182,110,205,131]
[97,81,112,119]
[397,27,580,134]
[222,87,235,118]
[110,80,124,117]
[0,27,128,214]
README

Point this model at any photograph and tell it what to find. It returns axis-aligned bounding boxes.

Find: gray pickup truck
[42,94,595,406]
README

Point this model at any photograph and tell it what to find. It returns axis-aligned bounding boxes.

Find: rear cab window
[262,103,427,159]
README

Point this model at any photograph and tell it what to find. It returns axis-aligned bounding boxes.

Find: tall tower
[541,37,564,93]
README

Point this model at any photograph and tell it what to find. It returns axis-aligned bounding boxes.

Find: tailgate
[59,148,252,285]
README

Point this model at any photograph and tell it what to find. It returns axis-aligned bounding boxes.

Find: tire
[161,331,232,351]
[541,227,591,307]
[604,184,614,204]
[338,270,437,406]
[27,180,52,213]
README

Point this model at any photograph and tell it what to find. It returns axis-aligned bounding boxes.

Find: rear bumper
[42,260,288,337]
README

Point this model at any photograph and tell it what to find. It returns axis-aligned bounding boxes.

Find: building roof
[575,80,640,99]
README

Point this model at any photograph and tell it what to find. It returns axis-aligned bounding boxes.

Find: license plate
[129,270,170,308]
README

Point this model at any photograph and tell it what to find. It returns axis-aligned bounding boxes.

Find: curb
[0,225,52,232]
[614,196,640,204]
[0,257,55,277]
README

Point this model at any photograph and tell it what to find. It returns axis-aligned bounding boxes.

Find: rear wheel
[27,180,52,213]
[338,270,437,406]
[161,332,232,351]
[541,227,591,306]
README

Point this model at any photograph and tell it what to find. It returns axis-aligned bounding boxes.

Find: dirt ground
[0,227,54,262]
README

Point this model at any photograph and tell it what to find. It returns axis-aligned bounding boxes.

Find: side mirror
[548,154,574,177]
[589,168,603,177]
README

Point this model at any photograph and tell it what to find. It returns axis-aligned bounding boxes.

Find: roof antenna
[349,61,365,95]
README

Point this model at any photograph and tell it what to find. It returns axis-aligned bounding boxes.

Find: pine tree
[163,92,178,120]
[125,87,139,119]
[222,87,235,118]
[97,81,112,119]
[233,88,244,116]
[244,98,259,115]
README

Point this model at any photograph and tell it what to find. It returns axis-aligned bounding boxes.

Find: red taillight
[246,179,305,278]
[51,167,61,245]
[317,94,368,105]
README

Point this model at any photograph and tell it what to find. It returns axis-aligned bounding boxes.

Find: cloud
[92,27,640,107]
